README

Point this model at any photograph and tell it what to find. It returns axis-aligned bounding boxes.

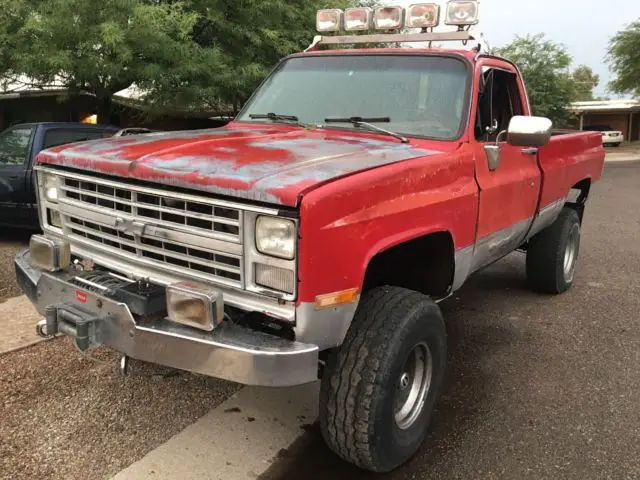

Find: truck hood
[37,125,436,207]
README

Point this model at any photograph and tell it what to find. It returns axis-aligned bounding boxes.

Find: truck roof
[291,47,479,61]
[9,121,119,131]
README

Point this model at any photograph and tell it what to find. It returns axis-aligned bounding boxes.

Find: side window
[0,127,34,165]
[475,68,524,142]
[43,129,95,149]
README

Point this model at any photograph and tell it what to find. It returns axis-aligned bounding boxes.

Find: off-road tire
[319,286,447,473]
[526,207,581,294]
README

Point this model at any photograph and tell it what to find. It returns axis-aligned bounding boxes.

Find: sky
[397,0,640,98]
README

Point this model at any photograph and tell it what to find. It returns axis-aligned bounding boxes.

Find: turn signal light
[315,288,359,310]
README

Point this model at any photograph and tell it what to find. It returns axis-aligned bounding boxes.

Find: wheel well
[362,232,455,299]
[567,178,591,221]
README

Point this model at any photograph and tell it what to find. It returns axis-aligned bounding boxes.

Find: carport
[570,99,640,142]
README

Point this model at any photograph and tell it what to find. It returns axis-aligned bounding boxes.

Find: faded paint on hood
[37,125,437,206]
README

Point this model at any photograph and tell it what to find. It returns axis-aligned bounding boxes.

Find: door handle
[521,147,538,156]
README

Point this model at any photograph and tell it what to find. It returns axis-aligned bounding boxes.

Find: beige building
[569,99,640,142]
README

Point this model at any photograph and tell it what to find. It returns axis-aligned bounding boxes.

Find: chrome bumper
[15,250,319,387]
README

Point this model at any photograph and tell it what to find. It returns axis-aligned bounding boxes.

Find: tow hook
[36,319,52,338]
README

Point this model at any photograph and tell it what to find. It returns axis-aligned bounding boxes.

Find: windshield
[237,55,470,140]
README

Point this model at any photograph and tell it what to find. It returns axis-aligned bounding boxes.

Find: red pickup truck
[15,9,604,474]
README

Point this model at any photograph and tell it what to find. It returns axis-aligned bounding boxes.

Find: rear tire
[526,207,581,294]
[319,286,447,472]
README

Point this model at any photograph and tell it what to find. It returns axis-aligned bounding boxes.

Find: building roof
[569,99,640,114]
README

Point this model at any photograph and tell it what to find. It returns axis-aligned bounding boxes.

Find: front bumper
[15,250,319,387]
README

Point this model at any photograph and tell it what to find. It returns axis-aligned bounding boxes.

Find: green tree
[572,65,600,101]
[497,33,576,125]
[2,0,355,122]
[608,19,640,98]
[183,0,354,113]
[9,0,223,122]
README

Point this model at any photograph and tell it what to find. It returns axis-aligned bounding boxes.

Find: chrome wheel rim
[563,225,580,283]
[394,342,433,430]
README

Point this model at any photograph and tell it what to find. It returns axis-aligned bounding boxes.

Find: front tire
[526,207,581,294]
[319,286,447,473]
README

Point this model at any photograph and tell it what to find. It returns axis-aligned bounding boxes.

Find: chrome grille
[61,178,241,242]
[54,173,245,288]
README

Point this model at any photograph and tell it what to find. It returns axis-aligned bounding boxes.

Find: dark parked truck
[15,4,605,473]
[0,122,119,228]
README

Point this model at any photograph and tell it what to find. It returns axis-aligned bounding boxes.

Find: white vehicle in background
[584,124,624,147]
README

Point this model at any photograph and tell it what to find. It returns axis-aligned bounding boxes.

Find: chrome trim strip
[295,299,360,351]
[470,216,532,274]
[452,245,474,292]
[525,198,566,241]
[35,166,280,215]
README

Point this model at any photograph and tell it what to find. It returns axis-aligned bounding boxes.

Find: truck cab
[0,122,119,228]
[15,3,605,474]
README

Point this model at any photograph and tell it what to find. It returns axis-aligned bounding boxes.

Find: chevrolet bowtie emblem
[114,218,147,237]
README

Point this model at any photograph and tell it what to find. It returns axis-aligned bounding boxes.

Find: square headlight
[255,216,296,260]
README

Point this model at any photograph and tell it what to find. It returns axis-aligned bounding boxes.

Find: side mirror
[506,115,553,147]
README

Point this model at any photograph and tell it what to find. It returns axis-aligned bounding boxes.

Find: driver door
[470,65,542,272]
[0,125,36,225]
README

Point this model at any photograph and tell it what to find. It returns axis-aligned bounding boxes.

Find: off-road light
[407,3,441,28]
[374,6,405,30]
[166,282,223,331]
[254,263,295,294]
[445,0,479,26]
[317,9,344,32]
[345,7,373,31]
[30,235,70,272]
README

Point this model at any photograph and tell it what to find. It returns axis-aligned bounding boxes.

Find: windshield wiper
[249,112,312,128]
[324,116,409,144]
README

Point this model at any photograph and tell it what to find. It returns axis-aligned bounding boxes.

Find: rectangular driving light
[316,9,344,32]
[445,0,479,25]
[166,282,224,331]
[374,6,405,30]
[29,234,70,272]
[345,7,373,31]
[407,3,441,28]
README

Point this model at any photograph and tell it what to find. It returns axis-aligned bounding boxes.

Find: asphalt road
[266,161,640,480]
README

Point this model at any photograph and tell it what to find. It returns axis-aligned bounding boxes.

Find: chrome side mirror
[506,116,553,147]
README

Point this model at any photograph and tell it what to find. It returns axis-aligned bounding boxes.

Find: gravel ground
[268,162,640,479]
[0,337,240,480]
[0,231,29,303]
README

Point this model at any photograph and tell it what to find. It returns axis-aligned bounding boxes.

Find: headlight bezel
[254,215,297,260]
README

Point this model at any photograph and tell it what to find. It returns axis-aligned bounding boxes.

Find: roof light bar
[373,6,405,30]
[445,0,479,26]
[406,3,441,28]
[316,9,344,32]
[345,7,373,31]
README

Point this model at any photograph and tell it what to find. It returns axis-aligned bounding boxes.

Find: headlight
[255,216,296,260]
[43,174,59,203]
